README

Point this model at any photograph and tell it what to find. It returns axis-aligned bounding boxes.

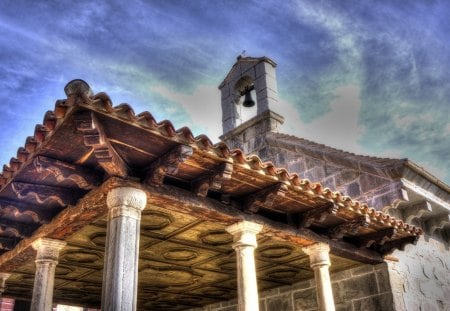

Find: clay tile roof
[0,80,422,258]
[266,132,408,178]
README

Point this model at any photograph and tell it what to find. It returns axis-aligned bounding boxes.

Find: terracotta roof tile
[0,83,423,249]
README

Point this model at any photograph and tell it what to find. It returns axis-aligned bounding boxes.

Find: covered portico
[0,81,421,310]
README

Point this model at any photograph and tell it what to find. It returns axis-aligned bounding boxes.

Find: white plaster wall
[388,235,450,311]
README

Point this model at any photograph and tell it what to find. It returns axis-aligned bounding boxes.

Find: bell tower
[219,55,284,156]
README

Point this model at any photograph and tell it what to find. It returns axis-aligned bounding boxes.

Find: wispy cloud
[0,0,448,184]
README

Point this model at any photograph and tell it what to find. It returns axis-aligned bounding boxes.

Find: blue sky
[0,0,449,184]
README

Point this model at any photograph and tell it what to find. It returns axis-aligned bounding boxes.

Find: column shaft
[226,221,263,311]
[235,246,259,310]
[314,265,335,311]
[304,243,335,311]
[101,186,147,311]
[30,238,66,311]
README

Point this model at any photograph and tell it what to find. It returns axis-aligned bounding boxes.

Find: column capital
[303,242,331,268]
[225,221,263,248]
[0,273,11,280]
[32,238,66,263]
[0,273,10,295]
[106,187,147,219]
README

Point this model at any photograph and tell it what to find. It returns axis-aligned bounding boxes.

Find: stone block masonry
[191,263,394,311]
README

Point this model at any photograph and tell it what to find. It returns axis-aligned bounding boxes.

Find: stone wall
[191,263,393,311]
[262,145,405,211]
[387,234,450,311]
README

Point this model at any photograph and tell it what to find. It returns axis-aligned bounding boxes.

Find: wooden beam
[0,237,17,250]
[29,156,101,190]
[298,203,339,228]
[0,177,384,272]
[243,183,288,214]
[145,145,193,186]
[375,235,419,254]
[139,182,384,264]
[328,215,371,240]
[0,177,118,271]
[0,199,53,224]
[75,111,129,178]
[10,182,78,207]
[192,162,233,197]
[353,228,397,248]
[0,219,37,238]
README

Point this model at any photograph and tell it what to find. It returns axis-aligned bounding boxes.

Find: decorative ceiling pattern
[3,205,358,310]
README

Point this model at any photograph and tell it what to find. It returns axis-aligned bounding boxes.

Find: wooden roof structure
[0,80,422,309]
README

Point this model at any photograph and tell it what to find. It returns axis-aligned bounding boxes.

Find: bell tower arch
[219,55,284,155]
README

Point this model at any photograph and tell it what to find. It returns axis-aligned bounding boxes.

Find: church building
[0,56,447,311]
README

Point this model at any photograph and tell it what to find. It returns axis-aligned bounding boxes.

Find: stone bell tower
[219,55,284,157]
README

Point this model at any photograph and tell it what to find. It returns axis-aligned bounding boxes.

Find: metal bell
[242,89,255,107]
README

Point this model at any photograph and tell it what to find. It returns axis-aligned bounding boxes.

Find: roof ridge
[267,132,407,168]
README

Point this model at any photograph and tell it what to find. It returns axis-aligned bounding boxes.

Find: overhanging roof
[0,80,422,308]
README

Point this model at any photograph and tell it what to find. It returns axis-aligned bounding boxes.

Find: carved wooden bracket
[243,183,288,213]
[75,111,129,178]
[30,156,100,190]
[354,227,397,248]
[328,215,371,240]
[145,145,193,186]
[298,203,339,228]
[193,162,233,197]
[376,235,419,254]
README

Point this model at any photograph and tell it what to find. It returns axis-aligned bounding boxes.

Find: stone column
[226,221,263,311]
[31,238,66,311]
[303,243,335,311]
[101,186,147,311]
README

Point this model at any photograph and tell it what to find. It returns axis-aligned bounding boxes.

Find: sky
[0,0,449,184]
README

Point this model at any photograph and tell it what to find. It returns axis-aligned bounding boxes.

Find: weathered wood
[11,182,77,207]
[145,145,193,186]
[354,228,397,248]
[193,162,233,197]
[0,237,17,250]
[0,177,123,272]
[30,156,101,190]
[0,219,38,238]
[0,199,53,224]
[328,215,370,240]
[75,111,129,178]
[140,181,384,264]
[0,178,384,272]
[375,235,419,254]
[298,203,339,228]
[243,183,288,213]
